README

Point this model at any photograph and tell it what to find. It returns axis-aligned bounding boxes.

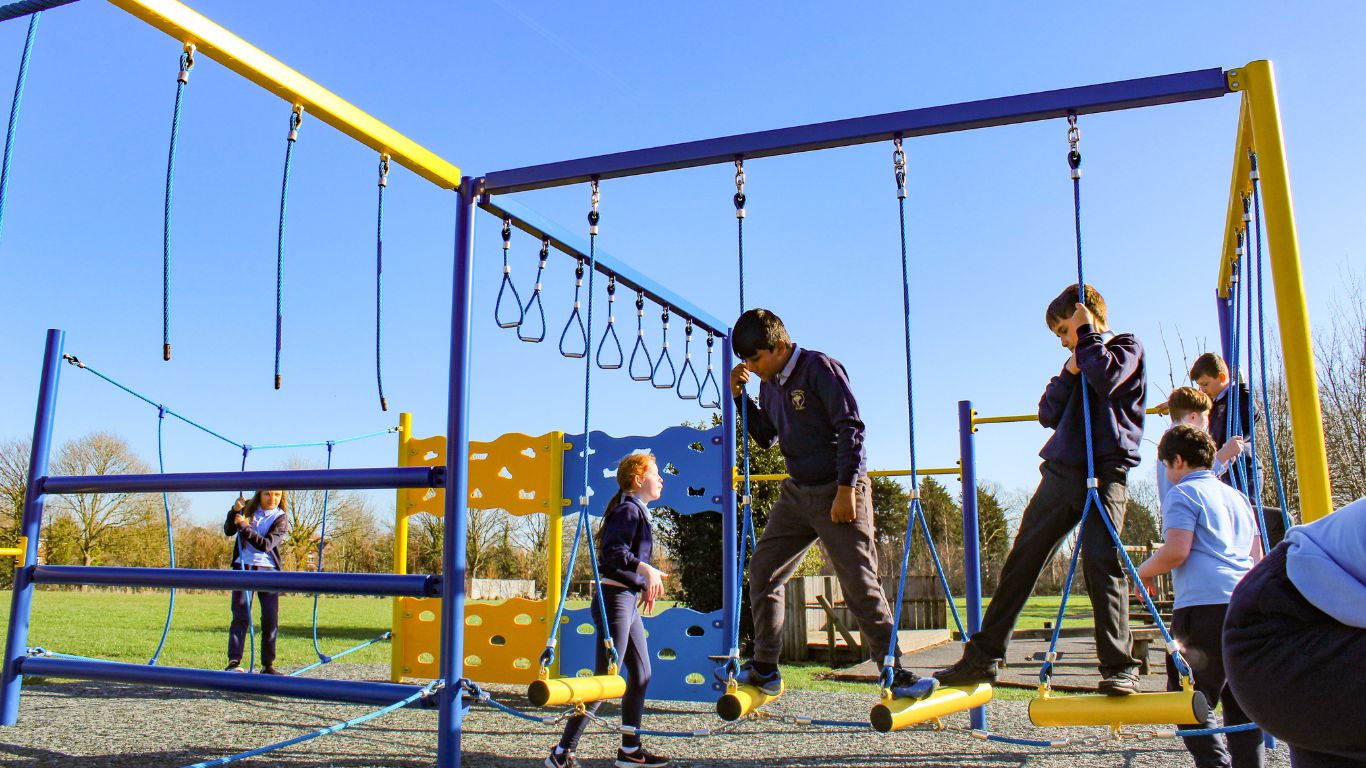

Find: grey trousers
[749,476,897,665]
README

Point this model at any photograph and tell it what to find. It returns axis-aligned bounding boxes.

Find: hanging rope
[627,290,654,380]
[518,236,549,342]
[274,104,303,390]
[1039,115,1192,691]
[307,441,335,664]
[676,317,701,400]
[882,138,965,688]
[495,216,524,329]
[1224,221,1252,497]
[1235,206,1272,550]
[0,9,41,250]
[375,154,389,411]
[596,274,624,369]
[161,43,194,362]
[558,256,588,358]
[650,305,677,389]
[699,332,722,409]
[147,405,177,665]
[725,157,753,683]
[1248,151,1293,533]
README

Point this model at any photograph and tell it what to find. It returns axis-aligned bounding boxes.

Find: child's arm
[1136,529,1193,595]
[1074,327,1143,395]
[1038,369,1077,428]
[235,513,291,554]
[731,364,779,448]
[814,357,866,489]
[600,505,646,589]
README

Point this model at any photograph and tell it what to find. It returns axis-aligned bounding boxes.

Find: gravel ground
[0,665,1289,767]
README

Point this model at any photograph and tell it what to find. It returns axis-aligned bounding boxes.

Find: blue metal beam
[479,196,731,338]
[32,566,440,597]
[17,656,436,708]
[483,68,1230,194]
[0,0,78,22]
[41,465,441,495]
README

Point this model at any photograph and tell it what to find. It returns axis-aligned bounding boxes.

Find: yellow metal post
[391,412,412,683]
[106,0,461,189]
[1230,60,1333,521]
[546,433,566,678]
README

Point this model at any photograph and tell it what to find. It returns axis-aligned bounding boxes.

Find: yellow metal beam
[1217,93,1255,298]
[107,0,461,190]
[973,406,1164,428]
[744,467,961,483]
[1231,60,1332,520]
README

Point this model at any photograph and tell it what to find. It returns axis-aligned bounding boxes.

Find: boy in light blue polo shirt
[1138,425,1263,768]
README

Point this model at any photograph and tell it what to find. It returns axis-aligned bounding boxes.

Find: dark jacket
[1038,325,1146,470]
[598,496,653,592]
[1210,381,1254,448]
[735,348,868,486]
[224,506,291,570]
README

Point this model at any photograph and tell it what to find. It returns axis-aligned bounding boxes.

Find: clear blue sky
[2,1,1361,525]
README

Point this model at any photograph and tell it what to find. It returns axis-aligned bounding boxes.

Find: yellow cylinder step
[716,682,784,721]
[527,674,627,708]
[870,684,993,732]
[1029,690,1208,728]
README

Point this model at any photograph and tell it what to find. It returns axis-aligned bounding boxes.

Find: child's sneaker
[614,746,668,767]
[224,661,245,673]
[734,661,782,696]
[888,668,939,700]
[543,747,574,768]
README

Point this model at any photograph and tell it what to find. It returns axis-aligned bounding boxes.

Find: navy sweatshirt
[223,505,291,570]
[735,348,868,486]
[1210,381,1254,448]
[599,496,654,592]
[1038,325,1146,470]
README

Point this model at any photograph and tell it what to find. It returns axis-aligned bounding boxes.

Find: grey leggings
[558,586,651,750]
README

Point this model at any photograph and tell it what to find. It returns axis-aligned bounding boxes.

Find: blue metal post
[1,328,63,725]
[438,176,478,767]
[719,335,738,668]
[956,400,985,730]
[1216,290,1233,366]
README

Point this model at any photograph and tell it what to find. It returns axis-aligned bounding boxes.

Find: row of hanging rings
[492,204,721,408]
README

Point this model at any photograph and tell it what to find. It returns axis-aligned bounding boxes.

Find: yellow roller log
[1029,690,1208,728]
[870,684,993,733]
[716,681,784,721]
[527,674,626,708]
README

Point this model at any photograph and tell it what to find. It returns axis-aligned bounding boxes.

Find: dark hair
[1166,386,1212,423]
[1044,283,1107,328]
[1189,352,1229,382]
[1158,425,1216,470]
[731,308,790,360]
[244,489,288,517]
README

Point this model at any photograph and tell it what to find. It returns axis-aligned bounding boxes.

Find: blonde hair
[607,453,656,514]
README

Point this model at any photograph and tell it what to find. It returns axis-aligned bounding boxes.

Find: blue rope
[883,139,964,685]
[0,10,39,249]
[308,442,335,664]
[237,447,257,673]
[596,276,624,369]
[676,321,701,400]
[181,680,441,768]
[290,631,391,677]
[518,236,549,343]
[558,258,588,358]
[147,406,176,666]
[627,291,654,380]
[1248,154,1293,533]
[0,0,75,22]
[375,157,389,410]
[274,107,302,390]
[162,47,193,362]
[726,165,754,681]
[650,307,677,389]
[252,428,397,451]
[495,217,524,329]
[1238,215,1272,552]
[1175,722,1261,738]
[63,355,244,449]
[1224,233,1252,497]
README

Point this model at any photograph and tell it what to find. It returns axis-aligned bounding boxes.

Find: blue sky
[2,1,1361,524]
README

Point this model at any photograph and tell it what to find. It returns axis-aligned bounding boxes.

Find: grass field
[0,589,1076,701]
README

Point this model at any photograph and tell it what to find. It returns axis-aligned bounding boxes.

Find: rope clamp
[1086,477,1099,489]
[734,158,747,218]
[379,153,390,188]
[501,216,512,249]
[588,179,600,235]
[288,104,304,141]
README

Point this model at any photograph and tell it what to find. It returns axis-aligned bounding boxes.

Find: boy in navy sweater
[728,309,921,695]
[935,284,1145,694]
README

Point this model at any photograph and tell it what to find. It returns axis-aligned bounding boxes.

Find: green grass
[954,594,1095,631]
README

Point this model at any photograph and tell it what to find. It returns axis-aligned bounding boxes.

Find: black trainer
[932,648,999,687]
[258,666,283,675]
[224,660,245,673]
[1097,670,1140,696]
[614,746,669,768]
[544,747,575,768]
[888,668,940,700]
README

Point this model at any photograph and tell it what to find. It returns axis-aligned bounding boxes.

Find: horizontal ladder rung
[31,566,440,597]
[41,466,443,495]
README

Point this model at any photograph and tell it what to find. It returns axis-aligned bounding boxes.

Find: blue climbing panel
[559,606,726,703]
[561,424,725,517]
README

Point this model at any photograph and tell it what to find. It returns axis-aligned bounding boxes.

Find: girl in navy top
[547,453,669,768]
[223,489,291,674]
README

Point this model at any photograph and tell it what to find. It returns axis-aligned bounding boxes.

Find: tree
[973,482,1011,591]
[0,438,30,587]
[1121,498,1161,547]
[48,432,159,568]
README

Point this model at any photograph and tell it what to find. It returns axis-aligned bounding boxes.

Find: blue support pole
[438,175,478,768]
[1,328,63,726]
[31,566,439,597]
[17,657,433,708]
[956,399,985,730]
[719,335,738,669]
[41,465,439,494]
[1216,290,1233,366]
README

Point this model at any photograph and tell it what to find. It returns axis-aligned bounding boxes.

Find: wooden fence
[780,575,946,661]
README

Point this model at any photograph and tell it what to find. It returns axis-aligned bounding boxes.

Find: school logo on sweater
[790,389,807,411]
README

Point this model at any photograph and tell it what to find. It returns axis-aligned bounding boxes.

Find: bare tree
[48,432,159,568]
